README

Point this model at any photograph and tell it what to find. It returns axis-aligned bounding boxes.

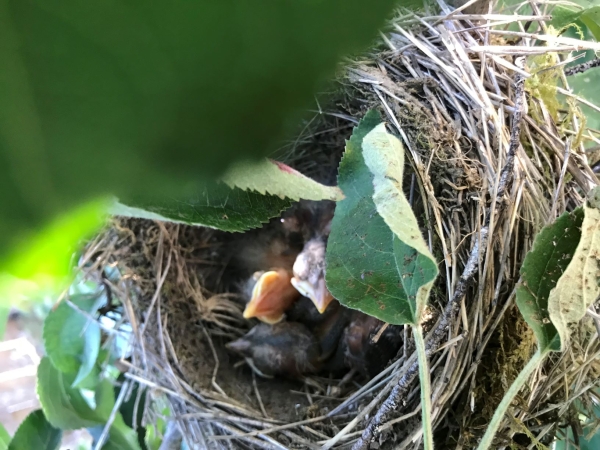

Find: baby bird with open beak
[241,269,301,324]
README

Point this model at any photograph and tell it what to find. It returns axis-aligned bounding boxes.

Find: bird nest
[81,1,600,449]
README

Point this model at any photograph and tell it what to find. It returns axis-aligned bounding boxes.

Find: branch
[565,57,600,76]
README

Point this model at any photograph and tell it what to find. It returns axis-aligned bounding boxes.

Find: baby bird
[241,269,301,324]
[226,322,321,378]
[289,201,336,314]
[291,237,335,314]
[287,297,349,361]
[342,312,402,378]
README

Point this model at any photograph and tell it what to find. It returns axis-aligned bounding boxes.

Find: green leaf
[568,67,600,132]
[7,410,61,450]
[144,419,166,450]
[0,199,108,307]
[548,188,600,351]
[0,307,8,340]
[37,357,114,430]
[326,111,416,324]
[549,5,600,39]
[0,0,407,263]
[221,159,344,202]
[516,209,583,352]
[43,294,102,386]
[579,7,600,40]
[552,5,600,40]
[88,415,142,450]
[362,123,438,321]
[112,183,292,232]
[0,423,10,450]
[144,395,170,450]
[550,6,585,31]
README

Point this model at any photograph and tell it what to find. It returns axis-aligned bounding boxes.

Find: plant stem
[476,349,547,450]
[413,324,434,450]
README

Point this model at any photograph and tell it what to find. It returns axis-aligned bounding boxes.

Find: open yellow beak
[243,269,300,324]
[290,276,334,314]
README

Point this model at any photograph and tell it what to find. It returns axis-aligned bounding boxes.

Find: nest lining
[80,1,600,449]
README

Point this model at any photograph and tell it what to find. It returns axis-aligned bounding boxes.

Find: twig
[565,57,600,76]
[94,380,130,450]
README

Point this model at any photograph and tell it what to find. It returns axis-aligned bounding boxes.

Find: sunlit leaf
[221,159,344,202]
[0,423,9,450]
[7,410,61,450]
[43,294,102,387]
[516,209,583,352]
[0,199,108,307]
[548,188,600,351]
[37,357,114,430]
[326,111,415,324]
[0,0,410,264]
[362,123,438,320]
[113,183,292,232]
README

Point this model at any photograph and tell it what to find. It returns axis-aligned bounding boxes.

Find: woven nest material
[81,2,600,449]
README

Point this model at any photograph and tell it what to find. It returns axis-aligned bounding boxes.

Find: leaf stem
[476,349,547,450]
[413,324,434,450]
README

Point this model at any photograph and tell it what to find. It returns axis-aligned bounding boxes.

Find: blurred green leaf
[550,5,600,40]
[0,199,108,307]
[37,357,114,430]
[88,415,142,450]
[144,419,165,450]
[116,158,344,232]
[554,392,600,449]
[548,188,600,351]
[568,67,600,132]
[0,423,10,450]
[0,0,409,264]
[113,183,292,232]
[43,294,102,386]
[552,4,600,131]
[516,209,583,352]
[554,426,600,450]
[550,6,586,31]
[7,410,61,450]
[326,111,416,324]
[579,7,600,40]
[0,307,8,340]
[362,123,438,322]
[221,159,344,202]
[144,395,170,450]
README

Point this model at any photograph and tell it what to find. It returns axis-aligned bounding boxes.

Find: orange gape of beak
[243,269,301,324]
